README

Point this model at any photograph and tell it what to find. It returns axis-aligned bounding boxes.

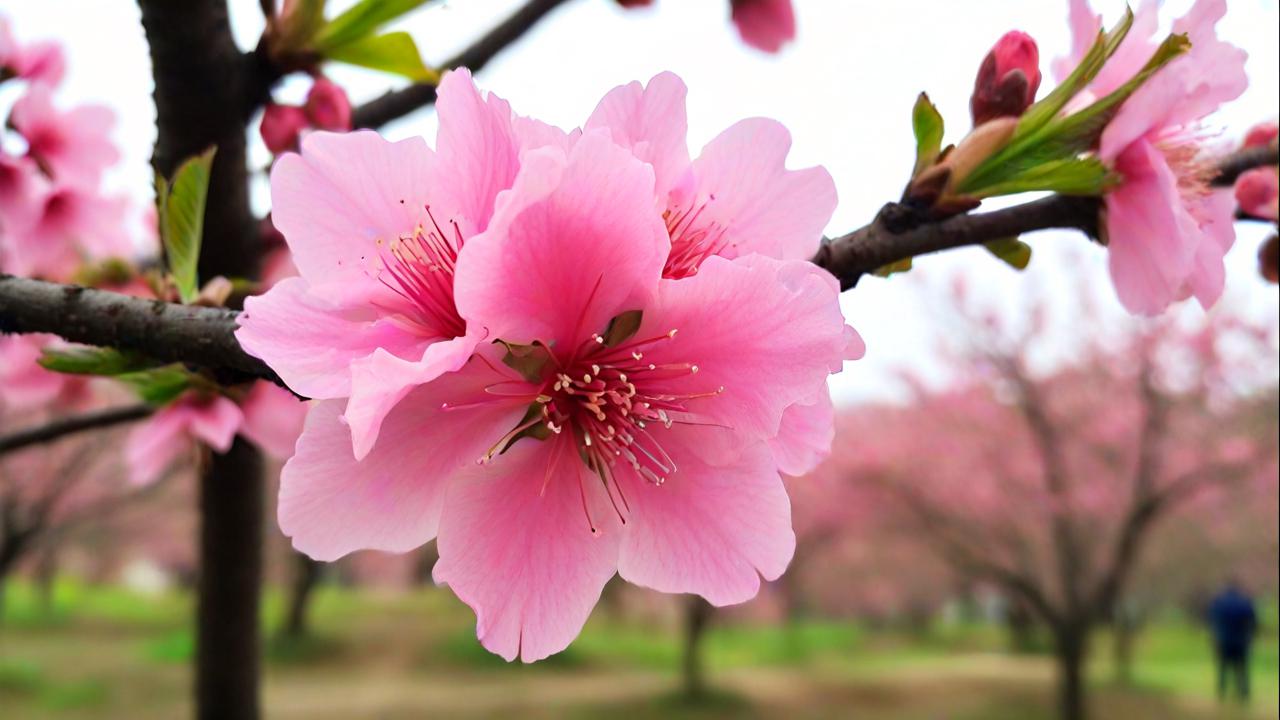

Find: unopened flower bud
[616,0,655,7]
[260,103,309,155]
[1236,167,1279,221]
[1243,121,1278,149]
[971,31,1041,126]
[305,76,352,132]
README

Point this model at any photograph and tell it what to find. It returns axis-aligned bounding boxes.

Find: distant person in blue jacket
[1208,579,1259,702]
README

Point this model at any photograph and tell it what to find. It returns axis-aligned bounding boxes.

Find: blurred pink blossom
[304,76,352,132]
[10,85,118,187]
[1061,0,1247,315]
[730,0,795,53]
[0,18,65,86]
[259,103,309,155]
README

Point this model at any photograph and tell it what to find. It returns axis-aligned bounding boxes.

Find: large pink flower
[237,69,560,459]
[1061,0,1247,314]
[10,85,118,187]
[277,132,852,661]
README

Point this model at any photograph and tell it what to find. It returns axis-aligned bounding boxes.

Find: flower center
[1156,130,1214,205]
[374,206,466,339]
[663,198,729,279]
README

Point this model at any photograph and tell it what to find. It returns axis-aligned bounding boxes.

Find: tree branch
[0,274,277,385]
[0,405,152,456]
[1211,142,1279,187]
[351,0,575,129]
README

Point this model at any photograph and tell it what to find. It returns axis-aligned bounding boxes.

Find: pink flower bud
[260,103,309,155]
[971,31,1041,126]
[616,0,655,7]
[1243,121,1278,149]
[1235,167,1279,221]
[304,76,352,132]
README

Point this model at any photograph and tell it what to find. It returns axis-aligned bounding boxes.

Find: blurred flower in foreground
[0,17,65,86]
[259,75,353,155]
[1062,0,1247,315]
[616,0,796,53]
[246,70,854,662]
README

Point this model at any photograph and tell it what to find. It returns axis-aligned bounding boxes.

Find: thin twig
[0,405,153,456]
[351,0,575,129]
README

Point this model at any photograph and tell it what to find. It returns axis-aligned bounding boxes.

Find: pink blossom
[0,334,89,413]
[1236,167,1278,221]
[729,0,795,53]
[304,76,352,132]
[124,383,306,485]
[238,70,544,459]
[1061,0,1247,314]
[971,31,1041,125]
[276,131,851,661]
[2,175,133,279]
[9,85,118,187]
[1243,120,1277,149]
[260,103,310,155]
[0,19,66,86]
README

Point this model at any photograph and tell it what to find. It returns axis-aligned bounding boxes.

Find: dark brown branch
[351,0,574,129]
[0,405,152,456]
[1211,142,1279,187]
[0,274,278,385]
[812,195,1101,290]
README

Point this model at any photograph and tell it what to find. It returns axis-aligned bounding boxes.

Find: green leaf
[117,366,197,407]
[984,237,1033,270]
[1016,7,1134,137]
[498,341,552,384]
[38,347,160,376]
[314,0,432,51]
[911,93,945,177]
[967,157,1118,198]
[156,148,216,304]
[601,310,644,348]
[325,32,439,83]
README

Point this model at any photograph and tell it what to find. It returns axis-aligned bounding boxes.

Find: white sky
[5,0,1278,404]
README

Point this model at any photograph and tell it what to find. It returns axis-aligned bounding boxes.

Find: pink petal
[685,118,836,262]
[125,404,193,486]
[617,425,794,606]
[585,72,692,200]
[432,69,523,237]
[279,357,530,561]
[637,254,848,441]
[434,436,621,662]
[236,277,430,399]
[770,389,836,477]
[1104,140,1199,315]
[239,382,308,459]
[187,395,245,453]
[1184,189,1238,309]
[1053,0,1102,83]
[343,330,483,460]
[454,132,668,349]
[269,130,434,302]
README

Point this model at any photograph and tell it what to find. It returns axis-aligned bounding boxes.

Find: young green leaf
[157,147,216,304]
[967,157,1118,198]
[912,93,945,177]
[117,366,198,407]
[984,237,1033,270]
[38,347,161,376]
[313,0,432,52]
[873,257,914,278]
[325,32,439,84]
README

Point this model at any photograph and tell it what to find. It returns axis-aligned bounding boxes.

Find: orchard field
[1,582,1275,720]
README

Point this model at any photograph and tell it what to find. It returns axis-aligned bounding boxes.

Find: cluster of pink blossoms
[1060,0,1248,315]
[0,17,304,484]
[238,69,859,661]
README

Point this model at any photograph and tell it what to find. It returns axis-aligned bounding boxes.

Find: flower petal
[279,356,529,562]
[239,382,308,459]
[236,277,430,399]
[454,131,668,349]
[434,436,621,662]
[617,425,794,606]
[585,72,692,200]
[770,389,836,477]
[687,118,836,262]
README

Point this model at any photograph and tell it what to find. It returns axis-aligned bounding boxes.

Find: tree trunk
[1007,596,1037,653]
[680,596,714,700]
[137,2,271,718]
[196,441,264,720]
[34,544,57,615]
[1054,626,1089,720]
[281,551,321,639]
